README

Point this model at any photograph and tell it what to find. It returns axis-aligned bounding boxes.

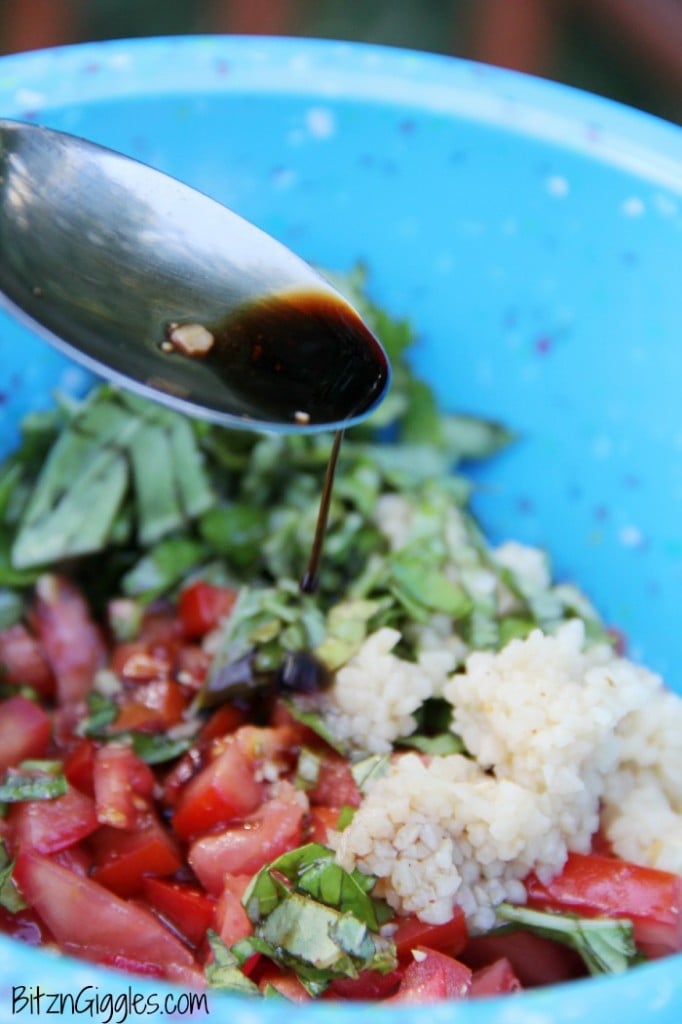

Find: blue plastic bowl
[1,35,681,1024]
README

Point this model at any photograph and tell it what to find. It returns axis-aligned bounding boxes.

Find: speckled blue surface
[1,34,682,1024]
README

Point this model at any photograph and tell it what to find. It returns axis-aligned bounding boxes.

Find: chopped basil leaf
[121,537,208,601]
[396,731,466,755]
[199,583,327,707]
[390,558,472,619]
[240,889,396,993]
[79,699,195,763]
[127,731,195,765]
[497,903,644,975]
[441,413,515,461]
[0,579,33,622]
[244,842,393,933]
[281,699,348,756]
[18,759,63,775]
[350,754,391,794]
[78,692,118,736]
[316,598,387,671]
[204,931,260,995]
[0,840,26,913]
[336,805,357,831]
[0,769,68,802]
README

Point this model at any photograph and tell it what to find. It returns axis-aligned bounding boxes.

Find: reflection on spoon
[0,118,390,433]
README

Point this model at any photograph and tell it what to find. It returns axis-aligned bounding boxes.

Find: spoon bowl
[0,119,389,432]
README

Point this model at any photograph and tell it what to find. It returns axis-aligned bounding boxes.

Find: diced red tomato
[137,604,183,649]
[200,703,248,742]
[308,753,362,808]
[171,735,264,840]
[233,723,300,763]
[214,873,253,948]
[63,738,96,795]
[308,805,344,844]
[143,877,216,949]
[470,958,522,997]
[461,930,585,988]
[590,828,616,857]
[113,679,187,732]
[256,965,311,1002]
[393,908,469,961]
[175,643,211,690]
[326,969,403,1000]
[0,903,51,945]
[189,781,306,895]
[178,582,237,640]
[160,745,206,810]
[14,850,201,985]
[389,947,472,1003]
[52,843,92,877]
[0,695,51,772]
[90,812,182,896]
[9,785,98,854]
[526,851,682,953]
[93,743,155,829]
[30,574,106,705]
[111,643,172,684]
[0,622,54,696]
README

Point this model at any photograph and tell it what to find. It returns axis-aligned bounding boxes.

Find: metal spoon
[0,119,390,432]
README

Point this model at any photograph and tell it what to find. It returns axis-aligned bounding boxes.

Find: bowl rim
[0,32,681,1024]
[1,33,681,192]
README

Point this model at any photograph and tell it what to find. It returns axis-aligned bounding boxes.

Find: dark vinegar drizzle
[163,289,389,428]
[300,428,344,594]
[163,290,389,597]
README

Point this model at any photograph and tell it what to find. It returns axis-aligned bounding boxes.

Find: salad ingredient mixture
[0,267,681,1002]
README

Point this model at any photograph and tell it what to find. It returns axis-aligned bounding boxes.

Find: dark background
[1,1,681,125]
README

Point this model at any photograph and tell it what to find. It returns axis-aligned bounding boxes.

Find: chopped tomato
[52,843,92,877]
[171,735,264,840]
[113,679,187,732]
[590,827,616,857]
[0,695,51,772]
[462,930,585,988]
[389,947,472,1003]
[14,850,201,985]
[308,805,344,844]
[178,582,237,640]
[143,877,216,949]
[393,908,469,960]
[0,622,54,696]
[111,644,172,684]
[200,703,248,741]
[233,722,300,764]
[30,574,106,705]
[526,851,682,953]
[93,743,155,829]
[326,969,403,1000]
[90,811,183,896]
[9,786,98,854]
[189,781,305,895]
[175,643,211,690]
[214,873,253,948]
[137,604,183,649]
[470,957,522,997]
[308,752,362,808]
[63,738,96,795]
[256,965,311,1002]
[160,745,206,810]
[0,903,51,946]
